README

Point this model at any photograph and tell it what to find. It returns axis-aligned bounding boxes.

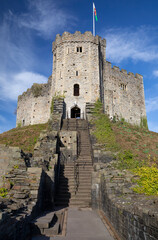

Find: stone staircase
[31,209,65,238]
[55,119,93,208]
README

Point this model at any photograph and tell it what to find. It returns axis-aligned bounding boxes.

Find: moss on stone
[32,83,43,98]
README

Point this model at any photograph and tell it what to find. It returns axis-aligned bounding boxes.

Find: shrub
[32,83,43,97]
[140,117,148,129]
[17,122,22,128]
[132,165,158,195]
[50,98,54,113]
[114,150,141,170]
[50,93,65,114]
[0,188,8,198]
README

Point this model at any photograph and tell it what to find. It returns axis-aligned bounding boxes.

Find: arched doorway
[71,106,80,118]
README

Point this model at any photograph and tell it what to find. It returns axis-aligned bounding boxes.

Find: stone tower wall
[16,31,147,127]
[103,61,146,125]
[16,80,51,126]
[51,31,106,117]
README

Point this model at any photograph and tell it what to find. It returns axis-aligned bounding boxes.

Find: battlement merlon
[52,31,106,52]
[105,61,143,81]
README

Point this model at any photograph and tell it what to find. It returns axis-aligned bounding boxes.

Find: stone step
[58,183,91,189]
[44,223,60,236]
[56,193,91,200]
[63,165,93,169]
[31,210,65,237]
[55,199,91,206]
[63,164,93,168]
[60,175,92,180]
[31,212,55,229]
[59,175,92,179]
[57,186,91,192]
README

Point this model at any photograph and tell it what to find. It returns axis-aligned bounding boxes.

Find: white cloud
[0,72,48,101]
[19,0,76,39]
[153,70,158,77]
[148,121,158,133]
[0,115,6,123]
[146,96,158,113]
[0,0,74,102]
[104,26,158,64]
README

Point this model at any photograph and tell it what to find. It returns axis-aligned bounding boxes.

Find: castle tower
[16,31,147,127]
[51,31,106,118]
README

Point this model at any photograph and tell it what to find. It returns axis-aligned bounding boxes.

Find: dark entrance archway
[71,106,80,118]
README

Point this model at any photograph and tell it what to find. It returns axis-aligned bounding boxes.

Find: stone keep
[16,31,146,126]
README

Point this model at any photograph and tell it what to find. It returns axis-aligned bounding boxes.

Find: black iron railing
[86,117,94,165]
[74,159,79,195]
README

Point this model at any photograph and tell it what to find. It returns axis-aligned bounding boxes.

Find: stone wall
[0,138,59,240]
[0,166,55,240]
[16,78,52,127]
[103,61,146,125]
[16,31,147,127]
[91,163,158,240]
[0,145,24,187]
[0,100,64,239]
[59,130,78,163]
[51,31,106,118]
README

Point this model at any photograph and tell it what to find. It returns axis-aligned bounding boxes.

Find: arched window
[74,84,80,96]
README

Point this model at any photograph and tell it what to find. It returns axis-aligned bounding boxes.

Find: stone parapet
[105,61,143,80]
[52,31,106,51]
[92,162,158,240]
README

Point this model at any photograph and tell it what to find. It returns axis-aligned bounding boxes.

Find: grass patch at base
[0,123,48,153]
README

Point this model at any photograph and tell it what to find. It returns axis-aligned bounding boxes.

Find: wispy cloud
[19,0,76,39]
[104,26,158,64]
[0,115,6,123]
[146,96,158,113]
[0,72,47,101]
[153,70,158,77]
[0,0,75,102]
[148,121,158,133]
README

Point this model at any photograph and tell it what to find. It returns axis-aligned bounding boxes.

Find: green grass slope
[91,100,158,196]
[0,123,48,153]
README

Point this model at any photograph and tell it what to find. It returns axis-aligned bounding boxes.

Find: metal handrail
[74,159,79,195]
[87,117,94,165]
[77,131,81,157]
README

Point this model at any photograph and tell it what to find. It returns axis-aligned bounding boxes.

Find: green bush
[114,150,141,170]
[0,188,8,198]
[140,117,148,129]
[17,122,22,128]
[50,98,54,113]
[132,165,158,195]
[32,83,43,97]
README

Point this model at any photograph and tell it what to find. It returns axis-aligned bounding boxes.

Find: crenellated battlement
[105,61,143,80]
[16,31,146,128]
[52,31,106,51]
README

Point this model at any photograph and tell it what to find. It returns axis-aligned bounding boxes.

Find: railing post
[87,119,94,165]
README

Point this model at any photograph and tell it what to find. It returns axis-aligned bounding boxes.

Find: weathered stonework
[17,79,52,126]
[103,62,146,124]
[91,163,158,240]
[17,31,146,126]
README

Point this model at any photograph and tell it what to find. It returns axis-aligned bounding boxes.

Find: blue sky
[0,0,158,133]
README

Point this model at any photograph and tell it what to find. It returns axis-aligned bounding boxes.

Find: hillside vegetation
[92,100,158,196]
[0,123,48,153]
[0,103,157,195]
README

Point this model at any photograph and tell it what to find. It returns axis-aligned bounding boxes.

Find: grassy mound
[0,123,48,153]
[92,100,158,196]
